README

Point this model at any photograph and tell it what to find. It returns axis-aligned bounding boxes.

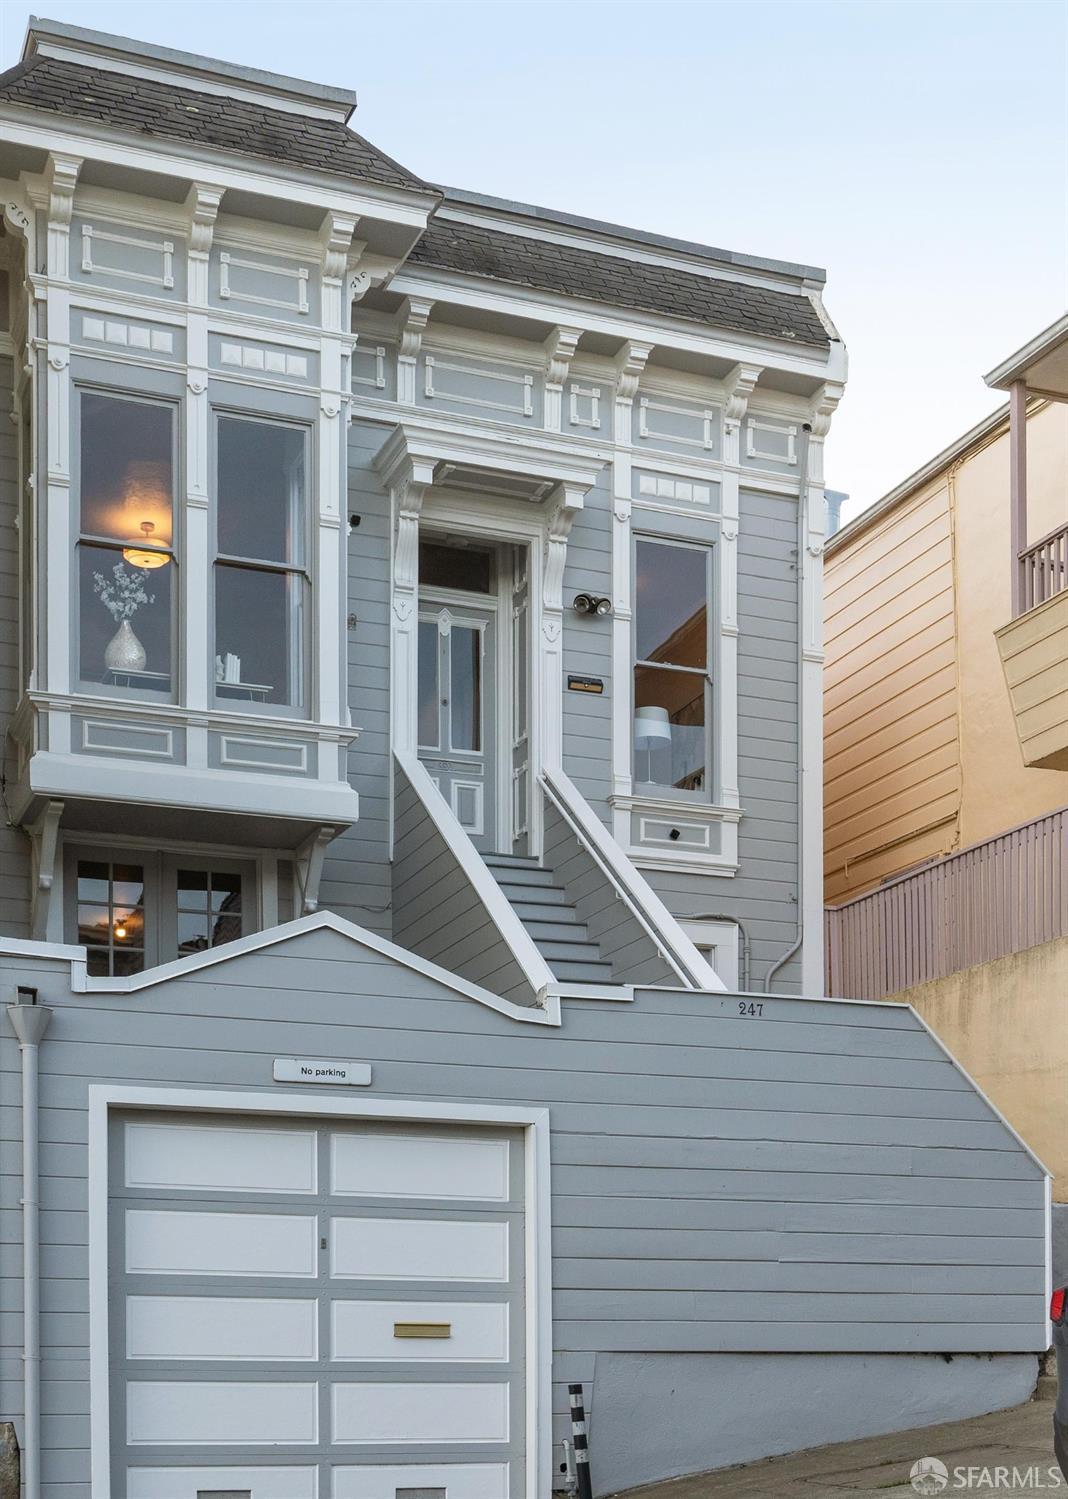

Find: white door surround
[88,1085,552,1499]
[376,421,607,858]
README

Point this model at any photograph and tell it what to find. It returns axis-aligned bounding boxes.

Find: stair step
[483,854,542,869]
[552,960,618,981]
[492,867,559,890]
[498,883,569,908]
[534,939,609,964]
[524,919,592,945]
[511,900,583,924]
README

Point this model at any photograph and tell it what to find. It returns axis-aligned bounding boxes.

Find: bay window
[633,537,712,796]
[76,390,176,696]
[213,413,308,711]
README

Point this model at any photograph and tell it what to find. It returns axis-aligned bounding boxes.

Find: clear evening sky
[2,0,1065,524]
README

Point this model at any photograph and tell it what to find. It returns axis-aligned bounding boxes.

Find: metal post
[1009,379,1027,617]
[568,1383,593,1499]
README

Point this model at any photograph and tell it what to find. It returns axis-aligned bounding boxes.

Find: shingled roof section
[408,218,831,347]
[0,53,429,193]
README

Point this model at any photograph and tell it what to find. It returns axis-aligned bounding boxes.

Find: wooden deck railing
[1018,519,1068,614]
[825,807,1068,999]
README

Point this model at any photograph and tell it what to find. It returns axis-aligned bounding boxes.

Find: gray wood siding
[644,488,804,991]
[0,355,29,936]
[561,472,614,814]
[0,929,1047,1495]
[392,762,536,1005]
[543,800,674,985]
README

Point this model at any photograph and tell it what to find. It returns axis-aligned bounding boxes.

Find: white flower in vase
[93,561,155,674]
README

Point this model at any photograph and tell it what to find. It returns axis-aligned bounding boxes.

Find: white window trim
[679,918,740,990]
[87,1086,553,1499]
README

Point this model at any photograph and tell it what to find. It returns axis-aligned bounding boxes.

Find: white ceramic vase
[104,618,147,673]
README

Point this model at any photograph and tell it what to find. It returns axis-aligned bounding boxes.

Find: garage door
[108,1111,526,1499]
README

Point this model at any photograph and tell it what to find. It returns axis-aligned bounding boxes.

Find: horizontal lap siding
[543,802,673,985]
[0,355,29,935]
[0,936,1047,1496]
[824,480,961,902]
[391,766,534,1004]
[562,478,613,816]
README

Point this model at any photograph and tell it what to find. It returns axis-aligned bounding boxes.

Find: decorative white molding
[638,395,717,451]
[352,342,387,389]
[637,472,711,505]
[27,799,64,941]
[745,416,797,464]
[218,339,307,377]
[542,325,582,431]
[613,340,653,404]
[294,825,337,913]
[81,720,174,758]
[397,296,434,404]
[219,250,309,313]
[220,735,309,772]
[568,382,601,430]
[81,223,175,289]
[721,361,763,430]
[424,353,535,418]
[80,316,173,353]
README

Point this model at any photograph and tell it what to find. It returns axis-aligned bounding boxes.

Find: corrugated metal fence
[825,807,1068,999]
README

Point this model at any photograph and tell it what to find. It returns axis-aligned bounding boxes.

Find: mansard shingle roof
[407,217,831,347]
[0,53,430,193]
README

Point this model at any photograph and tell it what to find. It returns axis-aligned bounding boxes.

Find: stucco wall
[894,936,1068,1201]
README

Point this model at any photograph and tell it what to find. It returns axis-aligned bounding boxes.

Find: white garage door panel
[331,1133,509,1201]
[127,1466,318,1499]
[125,1121,317,1194]
[127,1296,319,1361]
[331,1382,509,1444]
[332,1463,509,1499]
[331,1218,509,1282]
[127,1381,319,1446]
[332,1300,508,1362]
[126,1209,318,1278]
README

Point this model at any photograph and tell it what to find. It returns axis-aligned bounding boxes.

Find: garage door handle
[393,1321,452,1338]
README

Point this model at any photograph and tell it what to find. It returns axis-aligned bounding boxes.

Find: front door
[418,603,497,851]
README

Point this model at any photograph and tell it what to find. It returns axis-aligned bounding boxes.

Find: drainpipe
[7,994,53,1499]
[764,423,813,993]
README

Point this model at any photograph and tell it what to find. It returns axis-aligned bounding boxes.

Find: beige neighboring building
[823,316,1068,1232]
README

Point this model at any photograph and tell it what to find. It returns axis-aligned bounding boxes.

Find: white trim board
[87,1086,552,1499]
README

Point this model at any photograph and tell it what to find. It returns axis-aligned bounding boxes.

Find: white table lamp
[635,705,671,781]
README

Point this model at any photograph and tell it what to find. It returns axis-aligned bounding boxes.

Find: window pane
[217,417,305,566]
[76,858,146,977]
[634,664,707,793]
[77,863,110,902]
[635,540,707,668]
[80,392,173,549]
[78,905,110,947]
[450,625,482,752]
[418,621,440,748]
[178,910,210,956]
[80,544,173,692]
[210,908,243,947]
[209,871,241,912]
[112,948,145,977]
[215,564,304,708]
[419,540,492,593]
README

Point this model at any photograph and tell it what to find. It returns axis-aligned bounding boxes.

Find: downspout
[7,993,53,1499]
[764,423,813,993]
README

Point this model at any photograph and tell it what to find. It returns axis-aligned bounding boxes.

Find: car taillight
[1052,1288,1067,1323]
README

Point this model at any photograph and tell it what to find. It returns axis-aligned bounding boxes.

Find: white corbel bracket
[543,326,583,431]
[722,361,763,428]
[28,800,63,941]
[543,483,585,615]
[186,183,224,256]
[295,825,338,914]
[45,154,81,227]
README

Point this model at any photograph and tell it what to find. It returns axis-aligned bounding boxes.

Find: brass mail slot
[393,1320,452,1339]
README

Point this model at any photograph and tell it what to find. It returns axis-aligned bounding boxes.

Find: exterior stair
[481,853,617,986]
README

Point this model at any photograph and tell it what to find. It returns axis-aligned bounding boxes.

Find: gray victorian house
[0,18,1050,1499]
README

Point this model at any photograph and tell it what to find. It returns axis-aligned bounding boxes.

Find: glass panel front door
[418,604,497,851]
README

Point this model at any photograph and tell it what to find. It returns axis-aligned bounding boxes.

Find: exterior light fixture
[573,593,612,616]
[122,520,170,570]
[113,918,128,940]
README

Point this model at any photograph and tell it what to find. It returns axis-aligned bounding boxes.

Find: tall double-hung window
[213,414,308,711]
[633,537,712,796]
[76,391,177,696]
